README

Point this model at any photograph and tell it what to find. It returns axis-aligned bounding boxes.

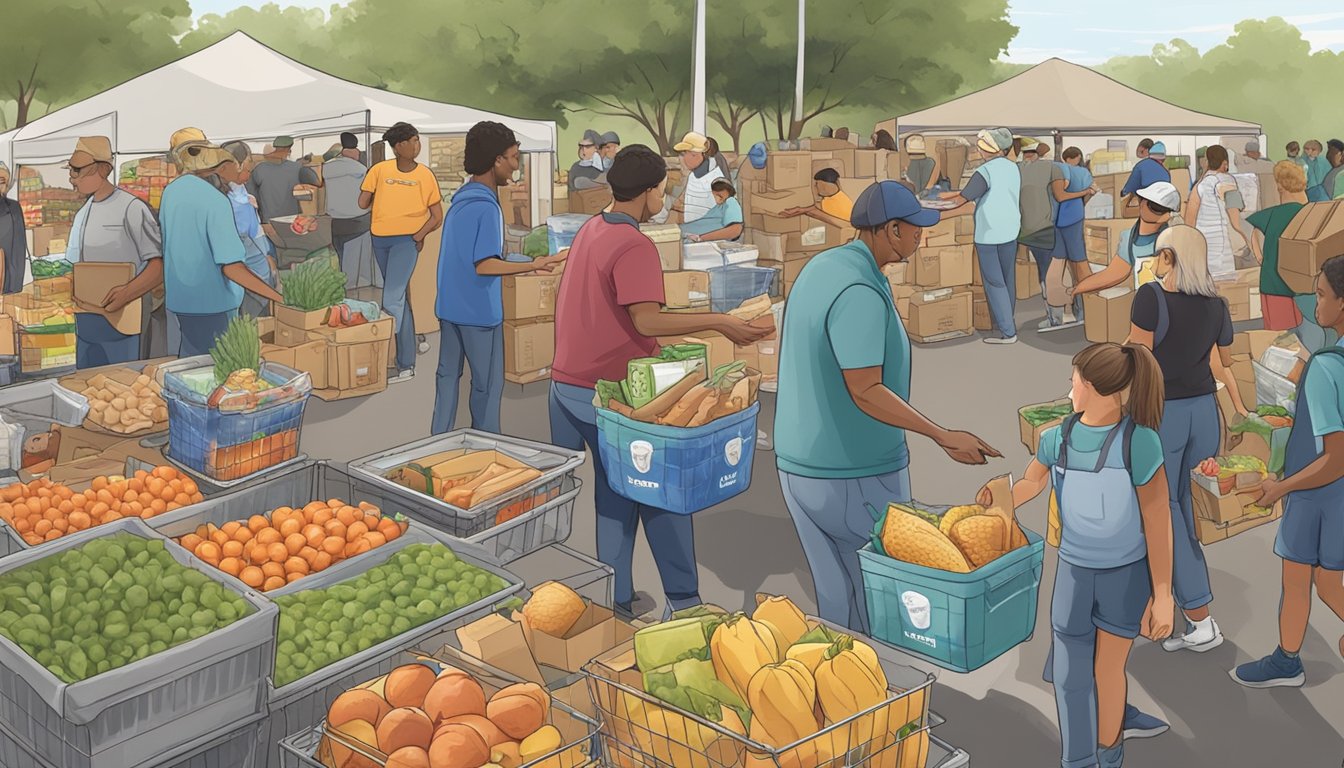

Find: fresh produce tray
[276,646,601,768]
[0,518,276,768]
[56,357,208,438]
[148,460,422,594]
[0,711,267,768]
[348,429,584,539]
[586,624,936,768]
[259,525,522,768]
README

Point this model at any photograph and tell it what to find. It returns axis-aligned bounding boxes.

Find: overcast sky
[188,0,1344,65]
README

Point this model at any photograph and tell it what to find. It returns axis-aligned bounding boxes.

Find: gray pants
[778,467,911,635]
[432,320,504,435]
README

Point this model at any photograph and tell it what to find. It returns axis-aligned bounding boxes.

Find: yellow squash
[783,642,830,673]
[752,595,810,651]
[745,660,819,749]
[711,614,781,702]
[814,635,889,725]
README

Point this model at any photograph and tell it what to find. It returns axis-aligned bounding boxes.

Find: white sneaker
[1162,618,1224,653]
[388,369,415,385]
[983,334,1019,345]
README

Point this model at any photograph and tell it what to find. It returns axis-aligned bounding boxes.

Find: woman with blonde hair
[1127,225,1249,656]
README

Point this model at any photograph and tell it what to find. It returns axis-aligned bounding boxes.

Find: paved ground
[299,296,1344,767]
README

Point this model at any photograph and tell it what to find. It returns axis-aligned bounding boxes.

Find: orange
[182,479,199,497]
[323,520,347,539]
[211,530,230,547]
[173,493,193,507]
[263,576,287,591]
[336,506,358,527]
[254,528,281,546]
[299,546,319,565]
[91,476,108,491]
[302,525,325,548]
[58,500,74,515]
[102,511,123,523]
[222,521,242,537]
[379,519,404,542]
[160,486,177,502]
[262,562,286,580]
[240,566,265,588]
[312,507,334,526]
[150,499,168,516]
[233,526,254,544]
[12,518,29,534]
[147,477,166,498]
[321,536,345,557]
[285,533,306,556]
[247,515,270,533]
[267,542,289,563]
[181,533,204,552]
[279,518,302,538]
[44,530,61,542]
[249,545,271,566]
[90,502,110,520]
[222,540,244,558]
[312,551,333,572]
[197,542,221,565]
[286,572,304,583]
[219,557,242,576]
[70,494,87,508]
[326,498,346,510]
[284,556,310,576]
[52,519,68,534]
[345,521,369,542]
[120,489,136,504]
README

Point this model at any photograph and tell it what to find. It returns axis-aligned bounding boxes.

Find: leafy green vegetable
[522,226,549,259]
[1229,414,1274,444]
[280,258,347,311]
[1256,405,1290,418]
[596,380,627,407]
[210,315,261,382]
[1023,403,1073,427]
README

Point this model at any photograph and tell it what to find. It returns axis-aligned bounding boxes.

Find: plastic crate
[0,518,275,768]
[859,530,1045,673]
[707,264,780,312]
[547,213,592,254]
[259,527,522,768]
[277,647,601,768]
[586,629,934,768]
[459,475,582,563]
[348,429,585,544]
[0,379,90,435]
[163,362,310,483]
[0,712,266,768]
[595,402,759,514]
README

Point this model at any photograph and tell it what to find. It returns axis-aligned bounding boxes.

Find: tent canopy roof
[893,58,1261,138]
[8,32,556,164]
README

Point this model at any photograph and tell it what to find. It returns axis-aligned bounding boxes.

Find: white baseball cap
[1136,181,1181,211]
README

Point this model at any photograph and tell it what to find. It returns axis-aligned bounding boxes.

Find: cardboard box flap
[1284,200,1344,241]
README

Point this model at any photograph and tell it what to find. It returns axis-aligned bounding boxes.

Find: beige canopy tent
[880,58,1261,140]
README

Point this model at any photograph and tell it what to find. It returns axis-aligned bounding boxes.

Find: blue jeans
[75,314,141,369]
[1029,246,1053,285]
[173,310,237,358]
[549,381,700,611]
[778,467,911,635]
[432,320,504,435]
[976,242,1018,338]
[1053,221,1087,262]
[372,234,419,371]
[1159,395,1219,611]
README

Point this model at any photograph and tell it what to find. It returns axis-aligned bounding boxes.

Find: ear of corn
[879,504,971,573]
[949,516,1008,569]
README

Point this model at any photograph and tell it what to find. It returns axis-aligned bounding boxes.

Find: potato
[124,395,139,411]
[99,390,115,403]
[102,409,120,427]
[89,401,108,413]
[120,411,139,426]
[139,402,156,417]
[153,407,168,422]
[135,374,151,387]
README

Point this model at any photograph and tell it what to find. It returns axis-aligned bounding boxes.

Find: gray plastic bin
[507,542,614,608]
[0,379,89,434]
[348,429,584,559]
[0,518,276,768]
[259,522,522,768]
[0,711,267,768]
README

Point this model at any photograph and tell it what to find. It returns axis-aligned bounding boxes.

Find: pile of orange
[0,467,202,546]
[179,500,408,592]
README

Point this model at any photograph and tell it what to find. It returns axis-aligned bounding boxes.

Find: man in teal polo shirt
[775,180,1001,633]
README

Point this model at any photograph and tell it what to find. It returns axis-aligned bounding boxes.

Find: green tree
[0,0,191,128]
[179,3,354,77]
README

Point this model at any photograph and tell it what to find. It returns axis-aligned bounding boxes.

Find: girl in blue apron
[1010,342,1175,768]
[1234,256,1344,688]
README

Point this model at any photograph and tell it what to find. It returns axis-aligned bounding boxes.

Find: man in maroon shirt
[550,145,772,618]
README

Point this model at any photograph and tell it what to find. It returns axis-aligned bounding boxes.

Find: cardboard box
[657,333,733,373]
[316,337,390,398]
[0,315,13,357]
[1082,286,1135,344]
[1015,259,1040,300]
[505,318,555,376]
[893,284,914,320]
[307,316,394,346]
[569,186,612,215]
[663,271,710,309]
[52,425,126,466]
[801,138,855,152]
[30,226,56,258]
[753,212,809,235]
[505,368,551,385]
[1191,471,1271,524]
[1278,201,1344,294]
[767,152,813,190]
[907,287,972,342]
[1217,279,1252,323]
[783,257,812,286]
[852,150,890,179]
[1193,487,1282,544]
[751,189,814,216]
[1019,397,1071,454]
[503,272,563,320]
[838,178,874,207]
[273,321,311,348]
[71,262,141,335]
[972,297,993,331]
[523,597,637,674]
[262,340,329,390]
[456,614,544,684]
[273,304,328,331]
[1084,220,1133,266]
[909,244,973,288]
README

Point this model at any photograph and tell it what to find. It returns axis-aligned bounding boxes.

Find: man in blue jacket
[433,122,565,435]
[1121,140,1172,215]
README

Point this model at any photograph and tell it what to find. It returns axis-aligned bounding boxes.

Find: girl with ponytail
[1007,342,1175,768]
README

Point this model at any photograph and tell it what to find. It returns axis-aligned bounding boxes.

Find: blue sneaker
[1097,742,1124,768]
[1122,704,1169,740]
[1230,647,1305,689]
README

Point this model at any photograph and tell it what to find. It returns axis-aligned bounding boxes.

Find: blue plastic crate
[546,214,592,254]
[166,395,306,482]
[595,403,758,514]
[707,265,779,312]
[859,530,1045,673]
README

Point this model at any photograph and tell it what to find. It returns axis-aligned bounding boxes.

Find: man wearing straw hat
[161,128,284,356]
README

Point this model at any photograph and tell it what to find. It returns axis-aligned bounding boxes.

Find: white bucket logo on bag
[901,589,934,640]
[724,437,743,467]
[630,441,654,474]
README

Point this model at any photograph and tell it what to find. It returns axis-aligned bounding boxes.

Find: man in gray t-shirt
[65,136,165,369]
[246,135,321,226]
[1018,142,1066,283]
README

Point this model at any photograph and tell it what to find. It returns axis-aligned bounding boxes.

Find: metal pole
[692,0,706,134]
[794,0,805,129]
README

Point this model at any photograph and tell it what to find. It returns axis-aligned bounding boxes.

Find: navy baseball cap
[851,180,940,229]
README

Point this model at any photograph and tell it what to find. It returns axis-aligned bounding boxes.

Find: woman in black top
[0,163,27,294]
[1128,225,1250,655]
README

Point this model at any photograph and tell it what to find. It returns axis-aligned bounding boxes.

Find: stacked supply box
[502,266,564,385]
[267,309,394,400]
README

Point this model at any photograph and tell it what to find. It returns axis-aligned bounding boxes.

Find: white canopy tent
[1,32,558,222]
[886,58,1262,140]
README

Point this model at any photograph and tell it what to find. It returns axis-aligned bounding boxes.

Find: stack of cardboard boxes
[502,269,565,385]
[262,307,394,401]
